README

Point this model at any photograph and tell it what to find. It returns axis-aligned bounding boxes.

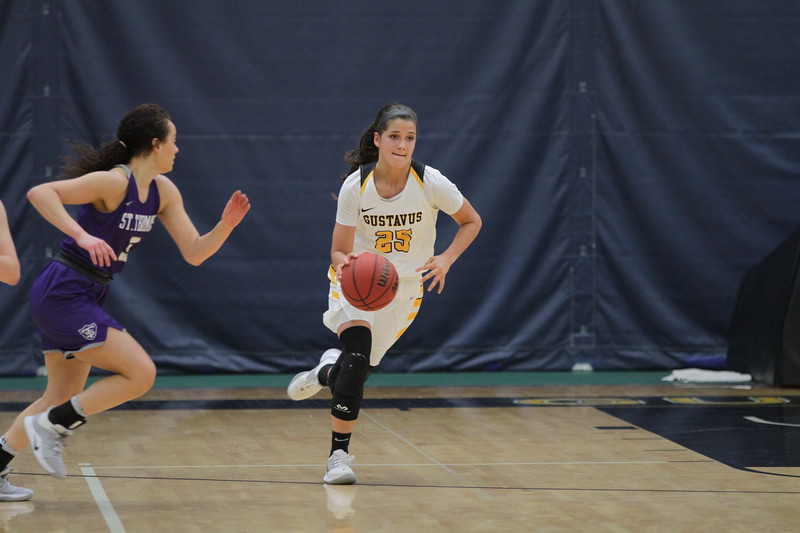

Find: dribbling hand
[335,252,360,283]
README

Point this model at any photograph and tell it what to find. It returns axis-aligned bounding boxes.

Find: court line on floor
[80,464,126,533]
[360,412,494,496]
[32,470,800,495]
[71,459,694,469]
[744,416,800,428]
[361,411,469,481]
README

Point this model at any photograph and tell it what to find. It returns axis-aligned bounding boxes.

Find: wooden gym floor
[0,371,797,532]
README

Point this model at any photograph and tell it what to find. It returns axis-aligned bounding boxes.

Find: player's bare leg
[24,329,155,478]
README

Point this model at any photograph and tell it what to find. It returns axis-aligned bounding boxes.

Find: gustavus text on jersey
[362,212,423,227]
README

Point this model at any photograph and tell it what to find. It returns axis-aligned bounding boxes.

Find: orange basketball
[340,252,399,311]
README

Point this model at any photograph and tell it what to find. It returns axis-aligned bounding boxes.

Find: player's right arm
[0,201,20,285]
[27,170,125,266]
[330,176,361,280]
[330,223,356,281]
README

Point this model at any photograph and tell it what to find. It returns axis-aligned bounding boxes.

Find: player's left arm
[416,197,481,294]
[156,176,251,266]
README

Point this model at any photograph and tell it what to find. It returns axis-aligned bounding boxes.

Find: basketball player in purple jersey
[0,104,250,493]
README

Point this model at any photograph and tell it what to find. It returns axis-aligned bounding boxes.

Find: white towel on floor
[662,368,752,383]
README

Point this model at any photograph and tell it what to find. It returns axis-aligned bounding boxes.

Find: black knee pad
[339,326,372,357]
[330,351,370,421]
[328,362,374,393]
[334,351,370,395]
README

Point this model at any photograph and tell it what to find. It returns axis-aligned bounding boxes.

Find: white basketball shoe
[324,449,357,485]
[287,349,341,400]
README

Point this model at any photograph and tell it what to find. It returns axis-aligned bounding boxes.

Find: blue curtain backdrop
[0,0,798,375]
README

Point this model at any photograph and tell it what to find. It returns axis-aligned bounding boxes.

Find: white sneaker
[287,349,341,400]
[24,409,71,479]
[324,449,357,485]
[0,468,33,502]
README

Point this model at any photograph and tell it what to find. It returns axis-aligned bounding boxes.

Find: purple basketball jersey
[60,167,160,274]
[30,166,161,356]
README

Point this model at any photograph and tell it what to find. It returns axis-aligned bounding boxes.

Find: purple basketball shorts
[29,262,124,358]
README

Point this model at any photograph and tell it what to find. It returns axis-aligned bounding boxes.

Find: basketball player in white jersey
[287,103,482,484]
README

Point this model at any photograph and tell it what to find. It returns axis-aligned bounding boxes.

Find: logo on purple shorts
[78,323,98,341]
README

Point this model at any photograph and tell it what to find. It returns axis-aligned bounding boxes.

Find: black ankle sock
[49,400,87,430]
[0,437,15,471]
[318,364,334,387]
[331,431,351,455]
[0,449,13,471]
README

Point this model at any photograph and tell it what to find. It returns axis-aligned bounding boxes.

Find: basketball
[340,252,399,311]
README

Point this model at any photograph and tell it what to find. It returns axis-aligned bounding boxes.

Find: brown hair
[61,103,172,178]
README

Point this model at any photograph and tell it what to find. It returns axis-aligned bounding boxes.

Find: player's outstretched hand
[221,191,251,229]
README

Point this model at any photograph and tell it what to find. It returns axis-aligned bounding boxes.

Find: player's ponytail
[60,140,128,178]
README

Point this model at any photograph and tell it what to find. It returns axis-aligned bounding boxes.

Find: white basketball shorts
[323,269,423,366]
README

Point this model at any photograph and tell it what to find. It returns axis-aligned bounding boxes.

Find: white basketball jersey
[335,161,464,280]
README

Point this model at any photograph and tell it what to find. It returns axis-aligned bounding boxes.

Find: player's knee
[127,358,157,398]
[332,351,370,396]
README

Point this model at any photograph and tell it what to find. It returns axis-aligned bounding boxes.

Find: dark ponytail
[341,103,418,180]
[61,140,129,178]
[61,103,171,178]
